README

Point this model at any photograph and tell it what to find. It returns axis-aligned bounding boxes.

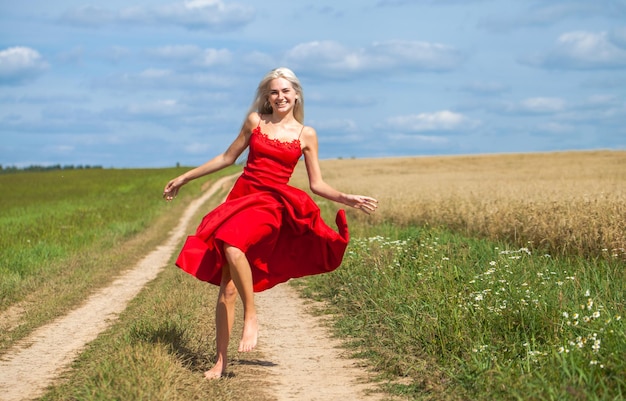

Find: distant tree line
[0,164,104,174]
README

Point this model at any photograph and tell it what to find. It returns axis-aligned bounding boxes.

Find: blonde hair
[249,67,305,123]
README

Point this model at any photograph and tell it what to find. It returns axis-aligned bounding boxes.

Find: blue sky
[1,0,625,168]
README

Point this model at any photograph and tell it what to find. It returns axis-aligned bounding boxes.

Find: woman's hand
[345,194,378,214]
[163,176,187,201]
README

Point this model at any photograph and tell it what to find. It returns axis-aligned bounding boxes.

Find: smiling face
[267,77,299,115]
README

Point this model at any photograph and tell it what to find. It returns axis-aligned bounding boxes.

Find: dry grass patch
[292,150,625,258]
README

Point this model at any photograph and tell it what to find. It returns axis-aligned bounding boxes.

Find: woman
[163,67,378,379]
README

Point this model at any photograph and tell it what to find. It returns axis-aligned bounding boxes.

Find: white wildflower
[592,339,601,352]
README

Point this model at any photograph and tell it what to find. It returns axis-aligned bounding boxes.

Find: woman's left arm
[301,127,378,214]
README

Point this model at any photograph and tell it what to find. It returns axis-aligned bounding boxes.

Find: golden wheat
[291,150,626,257]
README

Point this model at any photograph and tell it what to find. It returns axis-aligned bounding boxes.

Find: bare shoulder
[244,112,261,127]
[239,112,261,136]
[300,125,318,151]
[301,125,317,140]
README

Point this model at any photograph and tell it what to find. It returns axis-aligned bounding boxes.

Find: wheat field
[291,150,626,258]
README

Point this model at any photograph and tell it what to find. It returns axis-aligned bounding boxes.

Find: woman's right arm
[163,113,257,201]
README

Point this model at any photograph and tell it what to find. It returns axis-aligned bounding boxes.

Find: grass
[38,169,272,401]
[293,150,626,258]
[1,168,185,306]
[285,150,626,400]
[297,223,625,400]
[1,166,271,400]
[40,238,271,401]
[2,150,625,400]
[0,166,240,351]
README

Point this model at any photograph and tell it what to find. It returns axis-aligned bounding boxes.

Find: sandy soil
[0,174,382,401]
[256,285,382,400]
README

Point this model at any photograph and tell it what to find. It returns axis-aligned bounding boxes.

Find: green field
[1,158,624,401]
[0,167,237,351]
[298,223,625,400]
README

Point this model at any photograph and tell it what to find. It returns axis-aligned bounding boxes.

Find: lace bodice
[241,126,303,185]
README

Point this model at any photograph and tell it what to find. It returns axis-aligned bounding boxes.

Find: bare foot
[238,315,258,352]
[204,364,225,380]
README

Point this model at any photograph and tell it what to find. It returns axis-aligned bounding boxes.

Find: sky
[1,0,625,168]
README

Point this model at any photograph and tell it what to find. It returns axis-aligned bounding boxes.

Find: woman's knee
[223,244,245,264]
[220,280,238,302]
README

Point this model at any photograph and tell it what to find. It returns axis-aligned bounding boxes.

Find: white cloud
[520,97,565,113]
[96,68,235,90]
[537,122,574,134]
[0,93,89,104]
[185,0,222,9]
[60,0,255,32]
[389,133,450,145]
[3,1,624,167]
[372,40,464,70]
[472,93,625,119]
[310,118,358,133]
[378,0,489,6]
[149,45,232,67]
[150,45,202,60]
[59,5,116,27]
[386,110,476,132]
[283,39,464,77]
[184,142,212,154]
[307,92,377,108]
[126,99,185,117]
[412,134,449,144]
[197,48,232,66]
[154,0,254,31]
[139,68,172,79]
[523,31,626,70]
[0,47,49,85]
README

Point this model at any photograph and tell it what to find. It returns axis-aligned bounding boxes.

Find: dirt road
[0,175,381,401]
[256,284,382,400]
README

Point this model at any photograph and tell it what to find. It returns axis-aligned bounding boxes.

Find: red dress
[175,125,350,292]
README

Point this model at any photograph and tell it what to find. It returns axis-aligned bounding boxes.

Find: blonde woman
[163,67,377,379]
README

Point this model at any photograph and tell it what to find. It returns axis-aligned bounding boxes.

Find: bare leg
[223,244,258,353]
[205,269,237,380]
